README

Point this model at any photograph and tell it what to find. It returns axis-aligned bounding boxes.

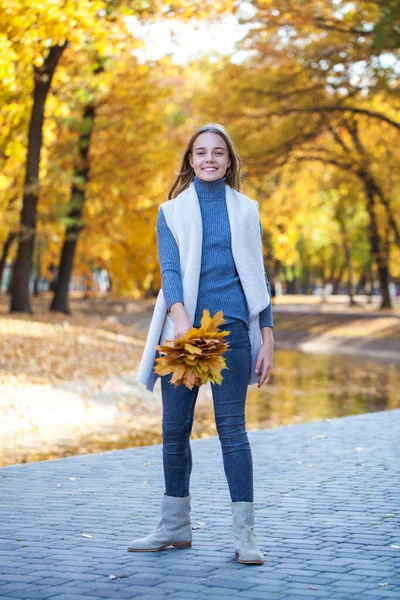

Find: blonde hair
[168,123,242,200]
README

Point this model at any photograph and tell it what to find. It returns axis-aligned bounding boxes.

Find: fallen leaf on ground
[0,307,144,385]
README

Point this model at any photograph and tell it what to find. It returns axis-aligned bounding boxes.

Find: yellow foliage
[1,0,399,303]
[154,309,230,389]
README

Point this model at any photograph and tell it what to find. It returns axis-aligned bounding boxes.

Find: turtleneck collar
[194,175,226,200]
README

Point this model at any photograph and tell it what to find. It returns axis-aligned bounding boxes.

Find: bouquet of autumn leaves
[153,309,230,389]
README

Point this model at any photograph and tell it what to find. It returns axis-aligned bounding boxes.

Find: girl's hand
[169,302,192,338]
[255,328,274,388]
[174,314,192,338]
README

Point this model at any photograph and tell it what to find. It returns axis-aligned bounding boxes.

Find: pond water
[187,349,400,440]
[3,349,399,466]
[244,349,399,426]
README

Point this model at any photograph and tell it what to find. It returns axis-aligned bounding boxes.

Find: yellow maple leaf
[154,309,230,389]
[184,342,203,355]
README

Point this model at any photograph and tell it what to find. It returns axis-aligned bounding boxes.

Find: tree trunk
[357,268,367,294]
[33,235,42,296]
[0,196,19,288]
[7,260,16,294]
[50,103,95,314]
[320,258,328,303]
[345,121,392,309]
[10,42,68,313]
[328,247,339,292]
[366,263,374,304]
[374,184,400,249]
[0,232,17,291]
[338,219,356,306]
[332,263,345,295]
[361,172,392,309]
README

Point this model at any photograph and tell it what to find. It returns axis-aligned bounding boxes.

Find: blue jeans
[160,320,254,502]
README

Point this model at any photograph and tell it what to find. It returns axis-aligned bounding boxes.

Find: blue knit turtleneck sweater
[156,175,274,329]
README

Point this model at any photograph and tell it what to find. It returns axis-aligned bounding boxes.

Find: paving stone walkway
[1,409,399,600]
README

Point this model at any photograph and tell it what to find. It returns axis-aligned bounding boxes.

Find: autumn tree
[2,0,114,312]
[2,0,237,312]
[186,0,400,308]
[38,51,179,306]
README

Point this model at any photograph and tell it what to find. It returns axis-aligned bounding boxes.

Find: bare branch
[241,84,326,100]
[313,18,373,36]
[245,106,400,132]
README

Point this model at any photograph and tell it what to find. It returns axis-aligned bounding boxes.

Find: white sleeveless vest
[136,181,270,392]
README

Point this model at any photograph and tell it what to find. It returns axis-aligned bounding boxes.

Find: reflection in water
[191,350,400,438]
[245,350,399,428]
[2,350,399,466]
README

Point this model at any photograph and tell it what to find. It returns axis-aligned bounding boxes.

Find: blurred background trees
[1,0,399,312]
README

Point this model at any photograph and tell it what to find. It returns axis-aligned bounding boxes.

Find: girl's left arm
[258,218,274,330]
[255,217,274,387]
[259,273,274,329]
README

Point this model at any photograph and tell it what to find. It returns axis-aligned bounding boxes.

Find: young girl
[128,123,274,565]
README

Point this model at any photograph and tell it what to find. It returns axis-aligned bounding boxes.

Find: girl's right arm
[156,207,191,337]
[169,302,191,337]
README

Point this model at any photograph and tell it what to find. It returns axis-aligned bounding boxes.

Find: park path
[1,409,399,600]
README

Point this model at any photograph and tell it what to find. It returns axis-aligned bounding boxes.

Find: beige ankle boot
[127,493,192,552]
[231,501,265,565]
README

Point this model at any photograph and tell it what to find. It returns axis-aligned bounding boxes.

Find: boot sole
[235,551,264,565]
[128,541,192,552]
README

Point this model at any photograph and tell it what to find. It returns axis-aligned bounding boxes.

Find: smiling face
[188,131,231,182]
